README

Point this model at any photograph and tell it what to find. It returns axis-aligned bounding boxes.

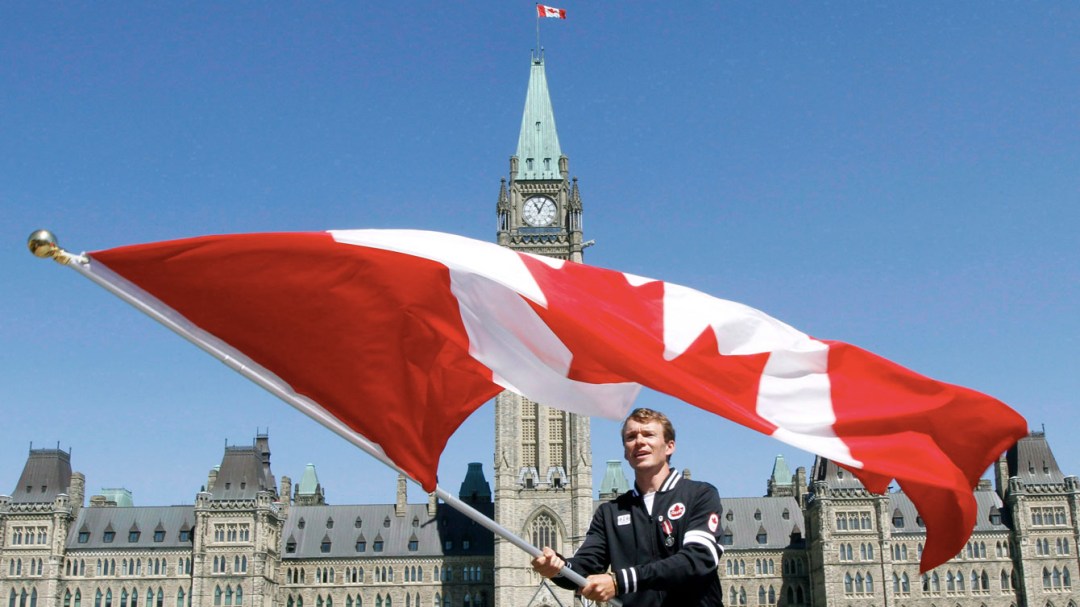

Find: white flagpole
[28,231,618,606]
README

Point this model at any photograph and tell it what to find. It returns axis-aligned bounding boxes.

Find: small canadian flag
[537,4,567,19]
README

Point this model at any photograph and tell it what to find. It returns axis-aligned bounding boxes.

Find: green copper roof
[515,56,563,181]
[599,460,630,495]
[771,454,793,486]
[297,463,320,496]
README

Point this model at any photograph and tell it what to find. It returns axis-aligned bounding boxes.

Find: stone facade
[2,433,1078,607]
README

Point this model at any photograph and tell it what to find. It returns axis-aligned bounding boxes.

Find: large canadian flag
[88,229,1026,572]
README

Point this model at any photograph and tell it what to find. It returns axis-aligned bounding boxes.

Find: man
[531,408,725,605]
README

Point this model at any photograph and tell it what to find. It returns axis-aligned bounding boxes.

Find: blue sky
[2,3,1078,509]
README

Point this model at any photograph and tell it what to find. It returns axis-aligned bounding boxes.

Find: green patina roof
[599,460,630,495]
[297,463,320,496]
[771,454,793,486]
[515,55,563,181]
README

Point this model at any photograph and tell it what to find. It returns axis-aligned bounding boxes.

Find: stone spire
[514,55,564,181]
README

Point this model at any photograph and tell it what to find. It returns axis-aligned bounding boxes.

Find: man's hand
[580,573,618,602]
[531,546,565,578]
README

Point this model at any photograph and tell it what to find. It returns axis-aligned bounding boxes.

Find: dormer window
[129,531,140,543]
[354,517,363,529]
[103,531,115,543]
[782,509,790,520]
[326,517,334,529]
[526,158,534,171]
[298,518,305,529]
[754,509,762,521]
[78,531,90,544]
[383,517,391,528]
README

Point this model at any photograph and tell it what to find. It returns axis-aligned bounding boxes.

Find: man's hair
[622,407,676,443]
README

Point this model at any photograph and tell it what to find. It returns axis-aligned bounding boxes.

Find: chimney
[427,491,438,517]
[395,474,407,517]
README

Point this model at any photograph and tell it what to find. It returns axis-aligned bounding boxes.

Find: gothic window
[1064,568,1072,589]
[176,589,184,607]
[757,587,765,605]
[76,591,82,607]
[1043,568,1051,590]
[127,590,133,607]
[932,572,941,593]
[836,513,848,530]
[902,572,910,593]
[860,512,873,530]
[215,587,222,607]
[845,573,854,594]
[156,589,162,607]
[530,513,559,553]
[982,570,990,591]
[1001,569,1010,590]
[856,572,865,594]
[106,591,112,607]
[956,569,965,592]
[768,586,776,603]
[866,572,874,593]
[66,592,72,607]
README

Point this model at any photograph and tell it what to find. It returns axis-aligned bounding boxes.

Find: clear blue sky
[3,3,1078,508]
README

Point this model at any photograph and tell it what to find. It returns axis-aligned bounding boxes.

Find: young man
[531,408,725,606]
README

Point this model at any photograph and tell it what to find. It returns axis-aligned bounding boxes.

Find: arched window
[66,591,73,607]
[530,513,559,553]
[76,591,82,607]
[1001,569,1010,590]
[215,587,222,607]
[128,590,134,607]
[757,587,765,605]
[845,573,854,594]
[902,572,910,593]
[1043,568,1052,590]
[866,572,874,593]
[176,589,184,607]
[768,586,776,603]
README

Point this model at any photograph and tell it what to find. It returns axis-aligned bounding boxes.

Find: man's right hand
[530,546,566,578]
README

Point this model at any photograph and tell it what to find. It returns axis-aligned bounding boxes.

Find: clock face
[523,196,557,227]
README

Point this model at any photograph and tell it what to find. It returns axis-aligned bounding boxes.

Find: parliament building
[3,54,1078,607]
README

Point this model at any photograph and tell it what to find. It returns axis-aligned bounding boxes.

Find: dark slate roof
[66,506,195,550]
[210,446,276,500]
[1007,432,1065,485]
[458,463,492,502]
[282,502,494,560]
[11,449,72,504]
[888,489,1008,535]
[718,496,805,550]
[809,457,865,491]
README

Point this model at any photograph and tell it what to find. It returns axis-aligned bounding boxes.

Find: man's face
[622,419,675,472]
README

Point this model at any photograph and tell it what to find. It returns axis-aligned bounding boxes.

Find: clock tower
[493,53,593,607]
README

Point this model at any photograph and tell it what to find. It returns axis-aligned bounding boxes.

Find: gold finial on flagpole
[27,230,75,264]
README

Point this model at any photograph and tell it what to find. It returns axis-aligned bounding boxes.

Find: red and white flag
[88,229,1026,572]
[537,4,567,19]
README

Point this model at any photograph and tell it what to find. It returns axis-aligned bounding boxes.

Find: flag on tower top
[537,4,567,19]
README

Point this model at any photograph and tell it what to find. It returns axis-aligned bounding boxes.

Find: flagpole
[28,230,618,606]
[536,4,541,60]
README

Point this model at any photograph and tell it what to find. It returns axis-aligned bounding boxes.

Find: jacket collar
[631,467,681,496]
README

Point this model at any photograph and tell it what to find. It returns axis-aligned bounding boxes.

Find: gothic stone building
[2,432,1078,607]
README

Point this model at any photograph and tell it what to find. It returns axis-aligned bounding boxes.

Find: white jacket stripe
[683,529,720,567]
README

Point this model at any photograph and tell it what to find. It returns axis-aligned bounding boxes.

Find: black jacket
[555,468,725,606]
